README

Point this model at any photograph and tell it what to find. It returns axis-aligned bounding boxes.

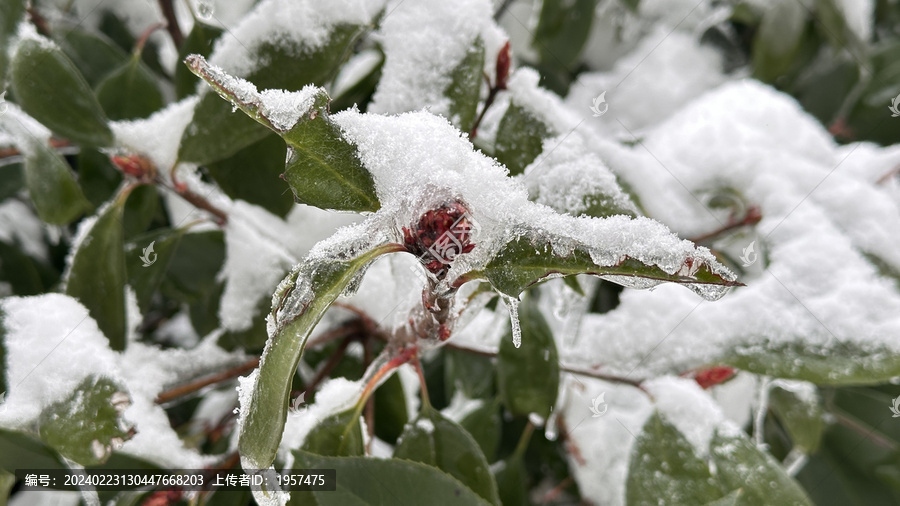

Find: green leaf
[374,372,409,444]
[459,399,501,462]
[178,24,366,164]
[292,450,493,506]
[0,239,56,295]
[0,0,25,81]
[476,235,740,300]
[161,230,225,303]
[705,490,744,506]
[39,376,132,466]
[187,55,380,212]
[0,469,14,504]
[54,26,129,87]
[723,341,900,385]
[11,38,113,147]
[206,133,292,217]
[446,39,485,134]
[768,383,824,453]
[174,21,224,100]
[125,228,185,315]
[238,242,398,468]
[302,408,365,457]
[626,412,724,506]
[95,54,164,120]
[78,148,123,208]
[492,456,528,506]
[393,406,500,505]
[496,294,559,419]
[533,0,596,69]
[22,136,91,224]
[494,103,550,176]
[0,162,24,203]
[710,430,812,506]
[751,1,808,83]
[444,347,494,400]
[0,428,65,472]
[65,188,129,350]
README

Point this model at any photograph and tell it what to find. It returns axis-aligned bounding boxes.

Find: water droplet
[197,0,214,20]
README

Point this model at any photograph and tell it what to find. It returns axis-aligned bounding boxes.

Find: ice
[208,0,385,78]
[368,0,494,119]
[502,295,522,348]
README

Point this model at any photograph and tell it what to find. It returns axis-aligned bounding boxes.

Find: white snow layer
[0,294,246,468]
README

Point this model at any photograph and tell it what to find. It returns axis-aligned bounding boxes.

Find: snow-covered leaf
[238,240,399,468]
[496,294,559,419]
[724,341,900,385]
[626,412,724,505]
[302,407,364,457]
[11,35,113,147]
[293,450,493,505]
[38,375,132,466]
[95,54,164,121]
[710,429,812,506]
[494,103,550,176]
[186,55,380,212]
[65,188,130,350]
[476,232,740,301]
[393,406,500,505]
[178,16,367,165]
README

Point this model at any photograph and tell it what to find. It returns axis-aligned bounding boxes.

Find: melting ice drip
[502,294,522,348]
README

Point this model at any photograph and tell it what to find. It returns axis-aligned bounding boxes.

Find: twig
[135,22,166,54]
[444,341,647,390]
[540,476,574,504]
[157,177,229,225]
[157,0,184,47]
[412,357,431,410]
[690,205,762,245]
[831,410,898,450]
[306,320,368,349]
[470,41,511,140]
[26,8,51,36]
[296,335,355,400]
[155,358,259,404]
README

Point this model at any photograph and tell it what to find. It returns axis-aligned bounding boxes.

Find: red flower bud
[693,366,735,389]
[495,41,511,90]
[111,154,156,181]
[402,201,476,277]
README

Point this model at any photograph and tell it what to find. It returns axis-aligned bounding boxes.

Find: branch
[157,0,184,47]
[690,205,762,245]
[155,357,259,404]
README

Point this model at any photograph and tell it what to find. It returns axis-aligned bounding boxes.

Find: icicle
[502,294,522,348]
[544,406,559,441]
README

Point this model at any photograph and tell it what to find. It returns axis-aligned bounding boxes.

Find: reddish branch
[469,41,511,140]
[155,358,259,404]
[690,205,762,244]
[157,0,184,47]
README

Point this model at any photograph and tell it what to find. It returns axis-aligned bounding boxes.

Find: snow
[111,96,200,173]
[276,377,363,457]
[0,294,246,468]
[835,0,874,42]
[208,0,385,78]
[0,200,48,262]
[369,0,493,121]
[441,390,483,423]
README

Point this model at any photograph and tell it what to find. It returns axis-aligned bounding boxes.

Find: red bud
[495,41,511,90]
